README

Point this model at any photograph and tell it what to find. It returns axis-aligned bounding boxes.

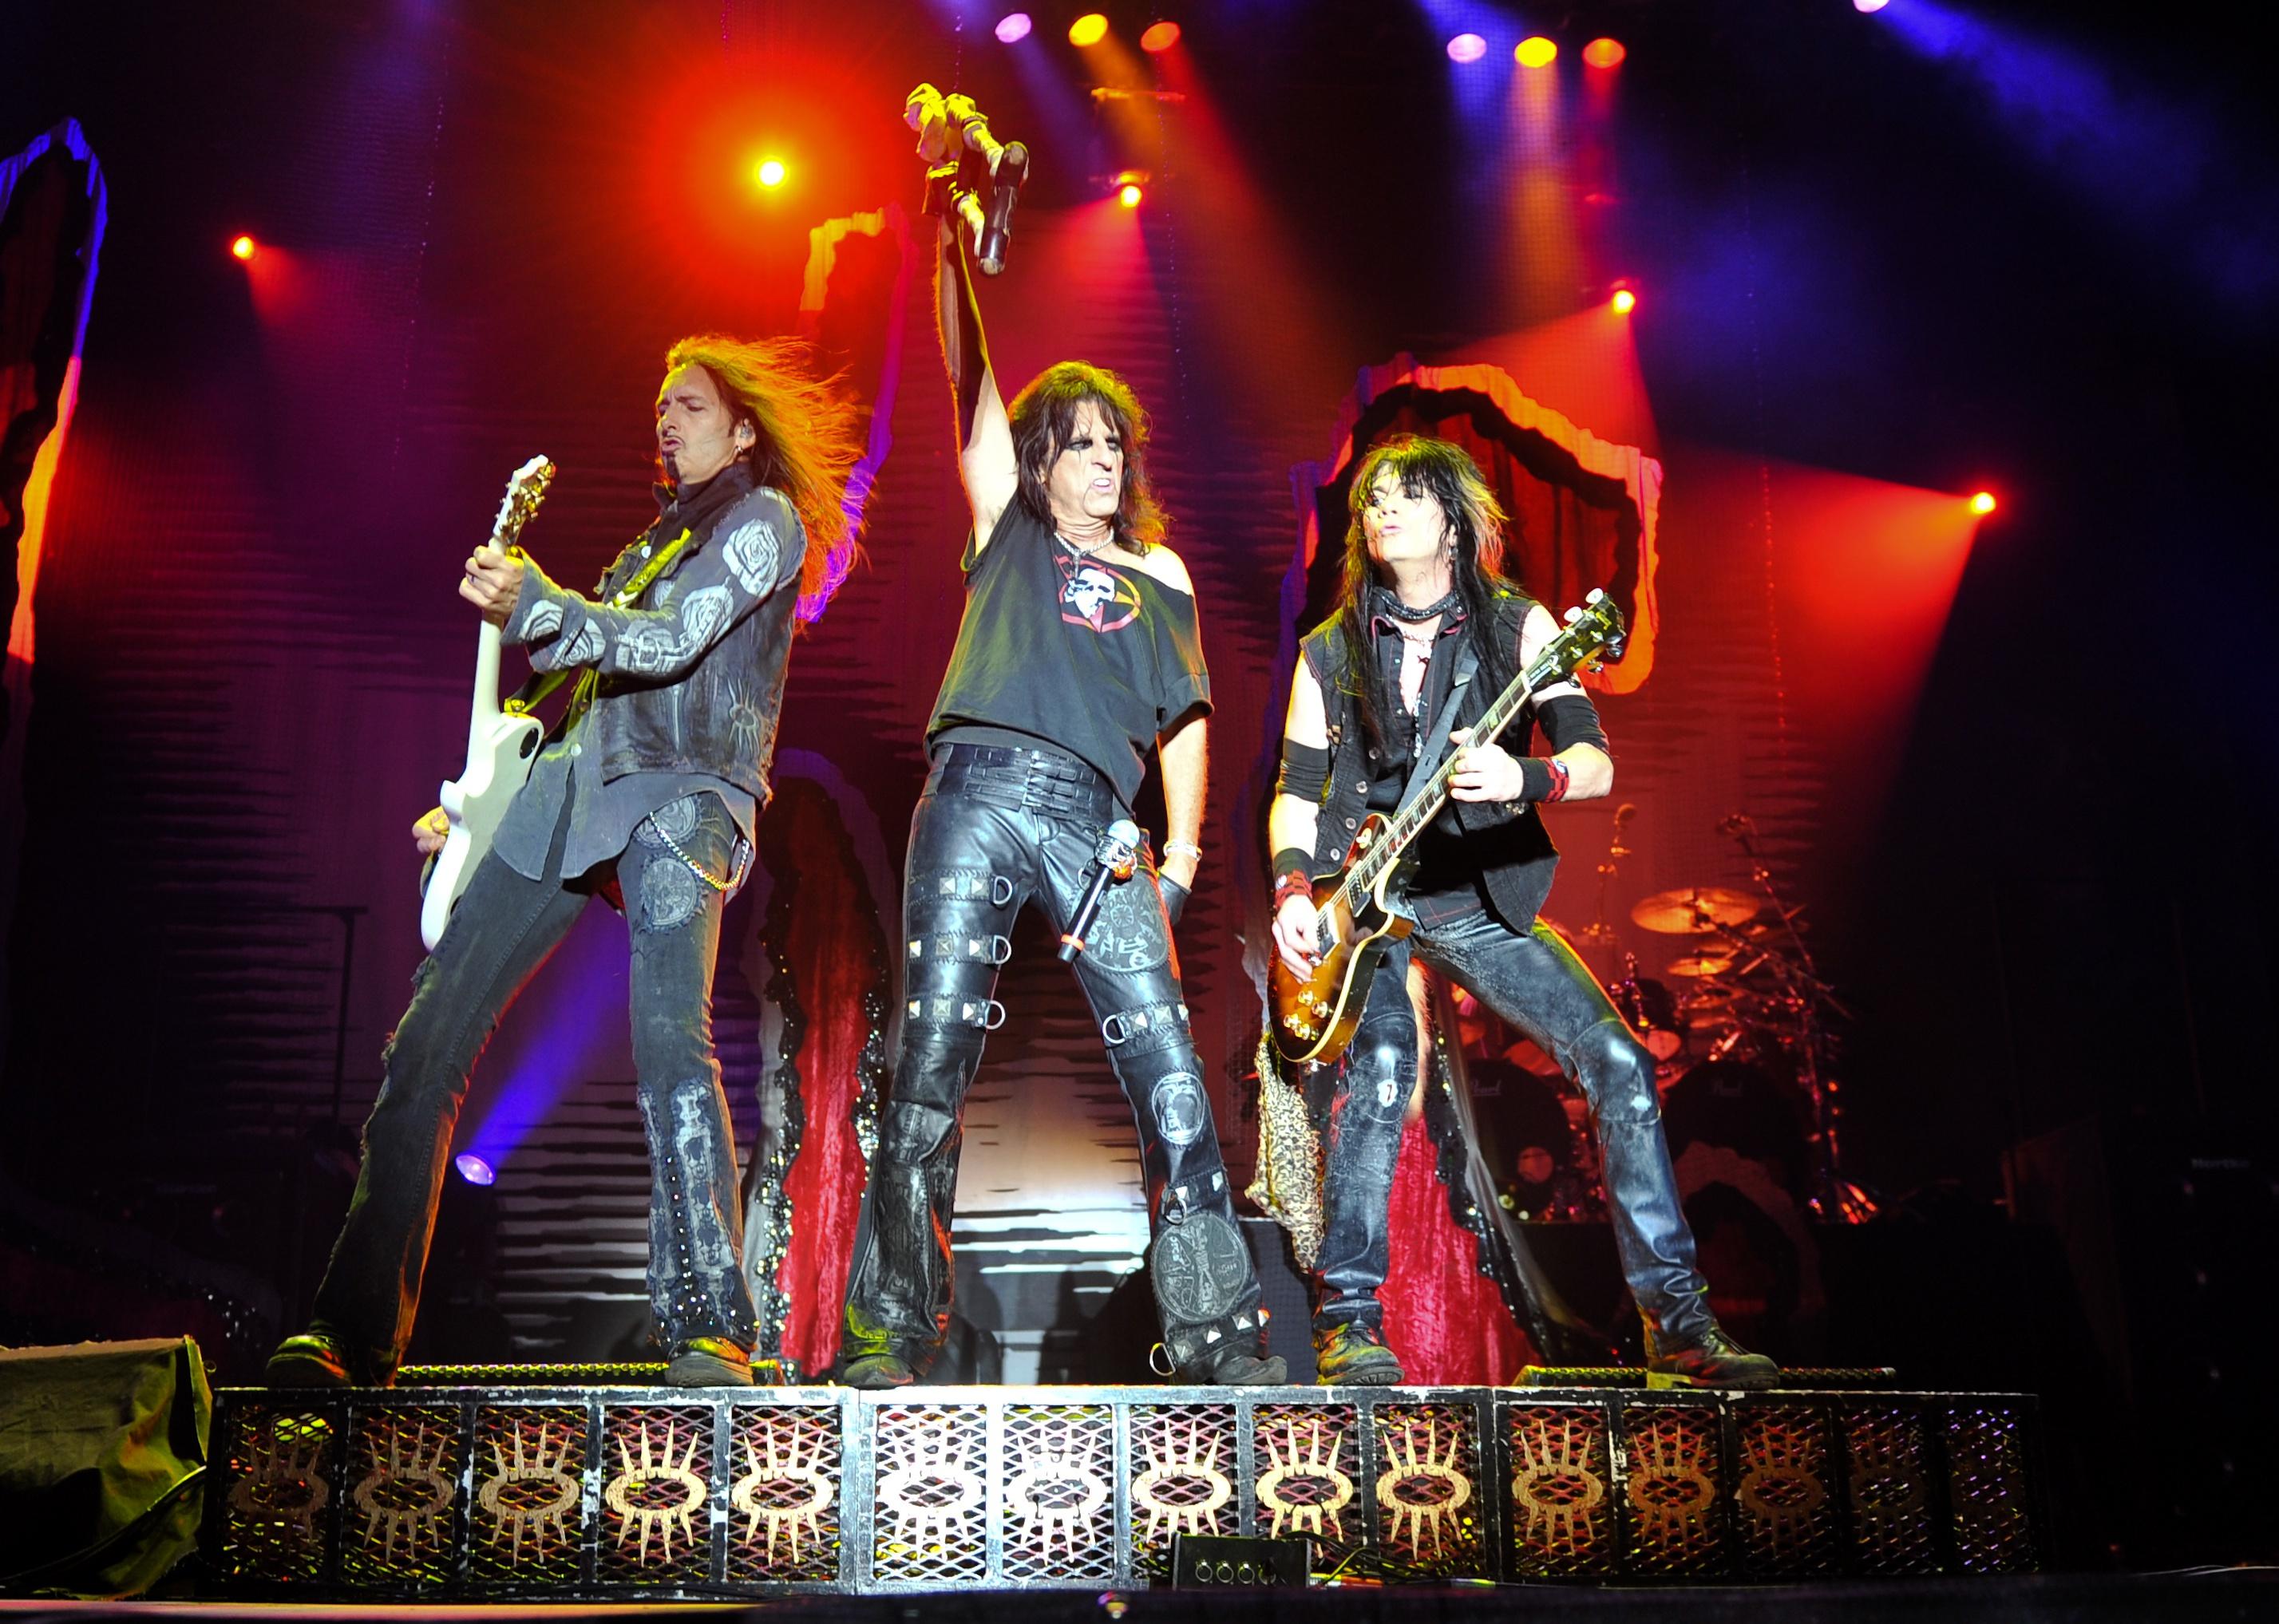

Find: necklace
[1375,584,1462,623]
[1058,531,1114,560]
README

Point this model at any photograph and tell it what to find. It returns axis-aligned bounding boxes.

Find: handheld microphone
[1058,819,1142,962]
[974,141,1028,275]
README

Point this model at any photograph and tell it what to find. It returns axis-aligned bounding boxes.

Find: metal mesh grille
[1505,1402,1614,1576]
[216,1402,338,1583]
[468,1405,587,1587]
[1841,1405,1937,1574]
[342,1405,463,1588]
[869,1401,990,1586]
[1000,1403,1118,1583]
[1252,1403,1359,1572]
[1734,1404,1838,1575]
[1946,1406,2036,1573]
[596,1405,716,1584]
[726,1404,842,1584]
[1127,1403,1238,1578]
[1373,1402,1485,1579]
[1620,1403,1725,1575]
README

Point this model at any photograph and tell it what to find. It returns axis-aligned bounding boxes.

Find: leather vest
[1300,591,1561,929]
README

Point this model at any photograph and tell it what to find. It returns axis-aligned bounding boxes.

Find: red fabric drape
[1377,1114,1538,1385]
[767,796,884,1377]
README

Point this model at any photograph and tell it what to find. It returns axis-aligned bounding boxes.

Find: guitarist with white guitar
[1267,435,1778,1390]
[268,336,861,1391]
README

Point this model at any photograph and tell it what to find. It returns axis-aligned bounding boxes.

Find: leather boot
[1314,1321,1405,1385]
[1645,1321,1779,1389]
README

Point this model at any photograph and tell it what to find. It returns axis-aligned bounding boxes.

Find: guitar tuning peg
[1587,658,1605,673]
[1586,587,1604,603]
[1563,606,1583,624]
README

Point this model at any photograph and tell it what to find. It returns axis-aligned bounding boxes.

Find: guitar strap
[499,528,694,721]
[1395,638,1481,817]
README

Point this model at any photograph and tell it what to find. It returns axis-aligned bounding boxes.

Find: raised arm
[937,213,1018,547]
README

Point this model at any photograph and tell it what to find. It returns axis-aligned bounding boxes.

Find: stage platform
[202,1379,2044,1600]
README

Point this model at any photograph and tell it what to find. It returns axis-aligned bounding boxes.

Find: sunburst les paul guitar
[1268,589,1628,1066]
[417,455,556,950]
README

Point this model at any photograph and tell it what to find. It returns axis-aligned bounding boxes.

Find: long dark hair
[664,334,865,604]
[1006,361,1168,551]
[1332,434,1519,751]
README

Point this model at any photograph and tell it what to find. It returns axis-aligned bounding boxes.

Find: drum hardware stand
[1719,814,1877,1223]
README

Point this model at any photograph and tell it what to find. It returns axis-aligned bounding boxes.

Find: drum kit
[1478,812,1877,1225]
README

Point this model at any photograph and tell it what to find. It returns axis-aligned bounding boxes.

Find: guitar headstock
[489,455,557,549]
[1551,588,1628,676]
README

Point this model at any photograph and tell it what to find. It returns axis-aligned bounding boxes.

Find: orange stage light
[1140,21,1180,53]
[1611,288,1636,314]
[754,157,786,188]
[230,234,257,261]
[1118,183,1144,207]
[1969,491,1997,515]
[1069,13,1109,46]
[1582,38,1627,69]
[1516,36,1557,69]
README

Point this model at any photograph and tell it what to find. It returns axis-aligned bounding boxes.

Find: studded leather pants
[843,744,1267,1378]
[310,792,758,1379]
[1320,911,1716,1344]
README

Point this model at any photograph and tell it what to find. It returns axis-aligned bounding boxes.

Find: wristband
[1513,757,1572,804]
[1272,847,1314,911]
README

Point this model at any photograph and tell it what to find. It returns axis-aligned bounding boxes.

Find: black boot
[1183,1343,1288,1385]
[1645,1322,1779,1389]
[1314,1321,1405,1385]
[266,1332,386,1389]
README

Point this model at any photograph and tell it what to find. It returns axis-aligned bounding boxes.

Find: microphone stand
[1719,816,1877,1223]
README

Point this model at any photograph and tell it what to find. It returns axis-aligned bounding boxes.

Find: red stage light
[754,158,786,188]
[1583,37,1627,68]
[1069,12,1109,45]
[230,234,257,262]
[1140,21,1181,52]
[1118,182,1144,208]
[1969,491,1997,515]
[1516,36,1558,68]
[995,10,1032,42]
[1447,33,1487,64]
[1611,288,1636,314]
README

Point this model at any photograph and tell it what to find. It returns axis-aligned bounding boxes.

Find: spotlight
[1069,12,1108,45]
[1447,33,1487,63]
[1515,36,1557,68]
[1118,182,1144,207]
[995,10,1032,42]
[1582,37,1627,68]
[454,1153,497,1187]
[1611,288,1636,314]
[1969,491,1997,515]
[1854,0,1890,10]
[1140,21,1181,52]
[755,157,786,188]
[230,234,257,262]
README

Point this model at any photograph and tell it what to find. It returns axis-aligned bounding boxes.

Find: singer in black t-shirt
[837,93,1283,1387]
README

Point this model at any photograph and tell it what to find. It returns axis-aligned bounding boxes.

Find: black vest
[1300,591,1561,931]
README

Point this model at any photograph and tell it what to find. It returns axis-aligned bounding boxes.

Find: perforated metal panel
[1506,1402,1616,1577]
[205,1382,2044,1594]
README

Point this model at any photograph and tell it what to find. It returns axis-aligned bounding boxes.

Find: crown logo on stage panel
[732,1413,835,1564]
[351,1420,454,1564]
[1510,1410,1608,1557]
[604,1419,709,1565]
[876,1413,985,1552]
[1255,1414,1355,1541]
[230,1417,332,1538]
[1004,1425,1110,1558]
[477,1417,580,1566]
[1375,1416,1473,1559]
[1131,1413,1234,1543]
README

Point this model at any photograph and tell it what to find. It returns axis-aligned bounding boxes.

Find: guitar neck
[468,619,508,753]
[1335,649,1557,913]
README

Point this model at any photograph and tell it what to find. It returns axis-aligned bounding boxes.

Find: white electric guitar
[419,455,557,949]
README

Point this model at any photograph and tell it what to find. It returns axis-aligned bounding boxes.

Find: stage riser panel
[203,1385,2041,1597]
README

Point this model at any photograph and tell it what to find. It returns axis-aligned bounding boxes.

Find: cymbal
[1664,952,1735,978]
[1630,887,1762,934]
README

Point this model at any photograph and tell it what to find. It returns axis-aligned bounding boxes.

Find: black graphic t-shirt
[928,502,1210,808]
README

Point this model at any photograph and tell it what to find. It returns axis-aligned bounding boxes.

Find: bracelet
[1513,757,1572,804]
[1163,840,1202,862]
